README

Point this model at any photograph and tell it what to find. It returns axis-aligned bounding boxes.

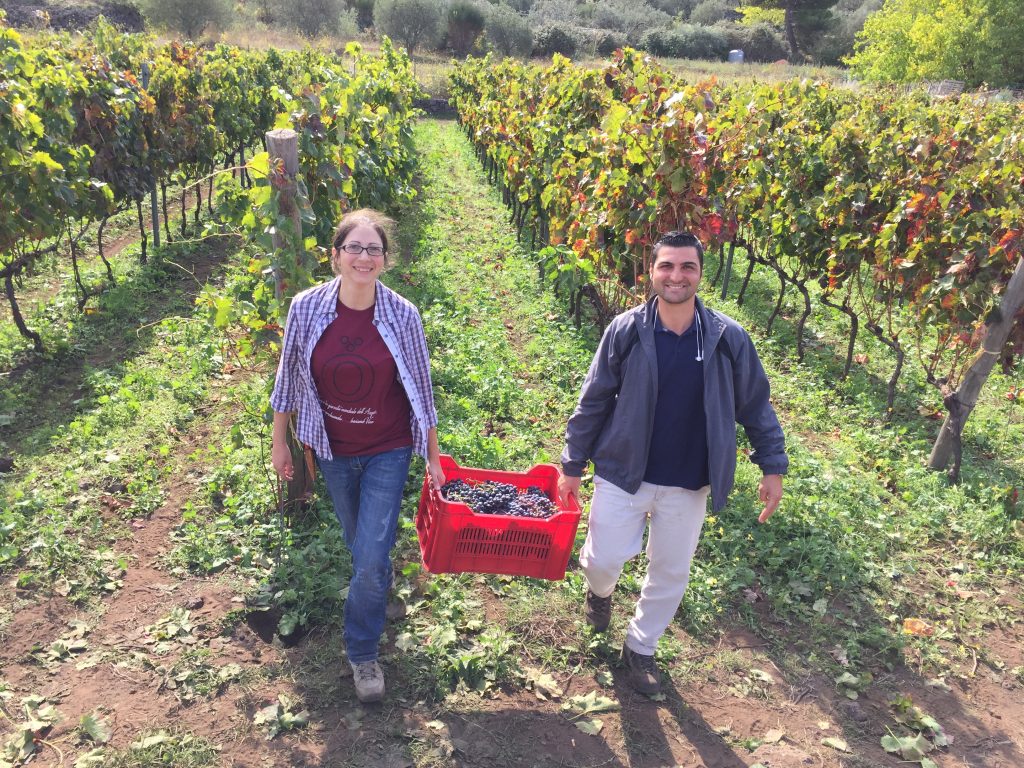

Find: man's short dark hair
[652,232,704,269]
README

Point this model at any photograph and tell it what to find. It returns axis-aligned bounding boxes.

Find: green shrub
[485,4,533,58]
[640,24,730,60]
[596,29,628,56]
[652,0,698,15]
[532,23,578,57]
[718,21,789,62]
[446,0,486,55]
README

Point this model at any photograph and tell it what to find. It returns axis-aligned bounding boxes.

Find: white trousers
[579,475,710,656]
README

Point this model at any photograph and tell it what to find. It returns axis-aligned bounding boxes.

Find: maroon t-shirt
[310,300,413,457]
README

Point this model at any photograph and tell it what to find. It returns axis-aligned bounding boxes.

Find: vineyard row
[448,51,1024,475]
[1,18,421,349]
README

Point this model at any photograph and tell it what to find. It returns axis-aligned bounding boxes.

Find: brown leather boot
[621,644,661,695]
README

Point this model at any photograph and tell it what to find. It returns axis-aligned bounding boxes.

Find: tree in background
[287,0,359,37]
[139,0,231,39]
[485,4,533,58]
[810,0,882,64]
[744,0,841,60]
[527,0,580,27]
[981,0,1024,87]
[346,0,376,30]
[374,0,441,55]
[649,0,699,16]
[446,0,486,55]
[847,0,1024,88]
[582,0,671,42]
[503,0,535,13]
[689,0,741,26]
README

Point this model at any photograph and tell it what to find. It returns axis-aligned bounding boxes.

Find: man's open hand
[757,474,783,523]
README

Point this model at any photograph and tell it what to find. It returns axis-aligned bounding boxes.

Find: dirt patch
[0,0,143,32]
[0,386,289,765]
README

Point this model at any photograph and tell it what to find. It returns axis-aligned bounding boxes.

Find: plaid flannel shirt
[270,277,438,460]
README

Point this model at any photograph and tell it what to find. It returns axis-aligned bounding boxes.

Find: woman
[270,208,443,704]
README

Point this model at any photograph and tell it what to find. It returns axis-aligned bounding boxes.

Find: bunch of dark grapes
[440,480,558,519]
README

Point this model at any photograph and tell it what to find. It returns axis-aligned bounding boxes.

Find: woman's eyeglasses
[338,242,385,257]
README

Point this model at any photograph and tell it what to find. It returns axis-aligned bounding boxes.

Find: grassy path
[396,119,594,469]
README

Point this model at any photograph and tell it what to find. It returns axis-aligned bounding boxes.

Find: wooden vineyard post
[265,128,311,506]
[141,62,160,249]
[266,129,302,302]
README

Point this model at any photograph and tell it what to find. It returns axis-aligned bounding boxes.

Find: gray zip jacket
[561,295,788,513]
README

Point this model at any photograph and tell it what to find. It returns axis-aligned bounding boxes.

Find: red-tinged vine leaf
[902,618,934,636]
[996,229,1020,253]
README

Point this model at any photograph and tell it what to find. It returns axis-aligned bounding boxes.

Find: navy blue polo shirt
[643,311,710,490]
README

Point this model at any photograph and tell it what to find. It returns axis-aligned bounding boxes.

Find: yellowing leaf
[132,732,171,750]
[79,713,112,744]
[822,736,851,752]
[562,690,619,715]
[525,667,562,700]
[575,718,603,735]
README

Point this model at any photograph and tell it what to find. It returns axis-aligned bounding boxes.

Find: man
[557,231,787,696]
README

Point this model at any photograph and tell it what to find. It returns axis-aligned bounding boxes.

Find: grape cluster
[440,479,559,519]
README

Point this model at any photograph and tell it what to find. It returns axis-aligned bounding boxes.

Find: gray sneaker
[350,659,385,703]
[621,644,661,696]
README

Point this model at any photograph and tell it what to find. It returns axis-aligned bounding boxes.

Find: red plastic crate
[416,455,582,580]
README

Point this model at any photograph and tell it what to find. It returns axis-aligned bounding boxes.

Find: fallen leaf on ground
[822,736,851,752]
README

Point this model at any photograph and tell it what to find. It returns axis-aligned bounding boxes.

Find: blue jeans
[317,445,413,663]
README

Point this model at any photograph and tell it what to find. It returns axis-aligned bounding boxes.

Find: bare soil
[3,468,1022,768]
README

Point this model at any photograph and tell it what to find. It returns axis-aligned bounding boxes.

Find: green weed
[95,730,220,768]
